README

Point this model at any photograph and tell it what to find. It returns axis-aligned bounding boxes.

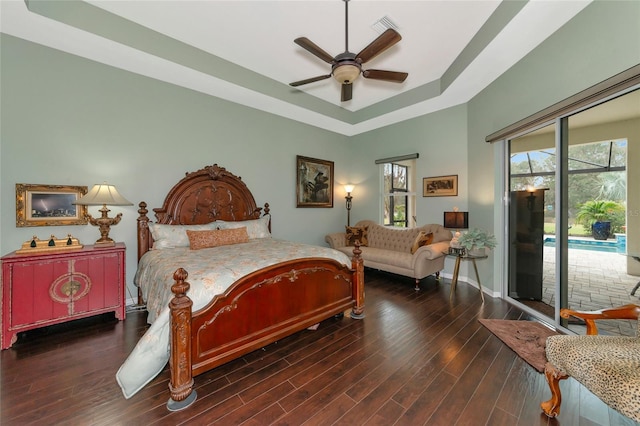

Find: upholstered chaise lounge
[325,220,452,290]
[541,304,640,422]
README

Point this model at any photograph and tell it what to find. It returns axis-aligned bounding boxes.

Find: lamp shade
[443,211,469,229]
[74,183,133,206]
[344,184,355,194]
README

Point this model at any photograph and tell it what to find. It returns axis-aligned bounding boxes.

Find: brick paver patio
[541,246,640,336]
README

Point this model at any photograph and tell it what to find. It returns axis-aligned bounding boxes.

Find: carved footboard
[167,247,364,411]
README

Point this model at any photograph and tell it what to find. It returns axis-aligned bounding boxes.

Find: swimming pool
[543,236,626,253]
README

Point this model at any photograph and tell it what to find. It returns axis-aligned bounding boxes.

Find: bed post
[136,202,150,305]
[350,241,365,319]
[263,203,271,232]
[137,202,150,258]
[167,268,197,411]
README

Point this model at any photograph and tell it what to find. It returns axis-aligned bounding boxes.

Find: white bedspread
[116,239,351,399]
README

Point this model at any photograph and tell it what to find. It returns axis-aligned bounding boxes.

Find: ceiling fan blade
[341,83,353,102]
[294,37,335,64]
[356,29,402,64]
[290,75,332,87]
[363,69,408,83]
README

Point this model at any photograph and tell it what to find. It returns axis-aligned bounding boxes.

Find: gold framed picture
[296,155,334,208]
[423,175,458,197]
[16,184,88,227]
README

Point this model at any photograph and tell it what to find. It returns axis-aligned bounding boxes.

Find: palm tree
[575,200,624,240]
[597,171,626,201]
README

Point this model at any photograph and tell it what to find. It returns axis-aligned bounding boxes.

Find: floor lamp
[344,184,354,227]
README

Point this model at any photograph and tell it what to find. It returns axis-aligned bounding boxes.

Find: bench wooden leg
[541,362,568,418]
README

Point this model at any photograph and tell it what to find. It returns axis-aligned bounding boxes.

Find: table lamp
[444,209,469,231]
[444,208,469,252]
[74,183,133,247]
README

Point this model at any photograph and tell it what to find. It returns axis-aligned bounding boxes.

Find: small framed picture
[16,184,88,227]
[296,155,334,208]
[423,175,458,197]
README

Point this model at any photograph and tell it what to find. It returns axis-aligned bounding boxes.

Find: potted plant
[457,228,497,256]
[575,200,624,240]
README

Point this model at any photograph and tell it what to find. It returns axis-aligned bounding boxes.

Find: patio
[539,246,640,336]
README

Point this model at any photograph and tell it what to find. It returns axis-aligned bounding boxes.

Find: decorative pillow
[345,226,368,246]
[411,231,434,254]
[186,227,249,250]
[217,214,271,239]
[149,222,218,249]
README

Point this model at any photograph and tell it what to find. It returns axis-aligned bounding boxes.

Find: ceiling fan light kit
[332,53,361,84]
[290,0,408,102]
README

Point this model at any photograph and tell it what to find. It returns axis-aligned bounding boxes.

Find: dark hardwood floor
[1,271,636,425]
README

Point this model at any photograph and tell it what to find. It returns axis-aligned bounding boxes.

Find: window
[381,160,416,227]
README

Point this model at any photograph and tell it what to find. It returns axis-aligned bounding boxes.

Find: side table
[445,251,488,303]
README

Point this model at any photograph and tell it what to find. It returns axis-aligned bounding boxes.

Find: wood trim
[486,64,640,143]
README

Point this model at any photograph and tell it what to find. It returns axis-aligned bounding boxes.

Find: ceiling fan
[289,0,408,102]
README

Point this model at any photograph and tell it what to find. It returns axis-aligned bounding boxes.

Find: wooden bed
[135,164,364,411]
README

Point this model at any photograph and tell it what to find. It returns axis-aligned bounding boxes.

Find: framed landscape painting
[296,155,334,208]
[16,184,88,227]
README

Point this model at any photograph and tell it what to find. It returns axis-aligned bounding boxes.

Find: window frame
[381,159,416,228]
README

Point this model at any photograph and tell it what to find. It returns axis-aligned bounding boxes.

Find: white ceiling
[1,0,592,136]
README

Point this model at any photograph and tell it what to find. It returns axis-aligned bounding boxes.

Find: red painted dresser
[1,243,126,349]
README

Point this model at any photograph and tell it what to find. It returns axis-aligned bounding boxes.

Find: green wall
[348,104,470,288]
[2,0,638,301]
[347,1,640,293]
[0,34,352,299]
[467,0,640,291]
[349,104,468,226]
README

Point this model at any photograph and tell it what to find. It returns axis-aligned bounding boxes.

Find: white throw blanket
[116,239,351,399]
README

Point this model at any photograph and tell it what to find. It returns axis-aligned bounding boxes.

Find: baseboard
[439,272,499,299]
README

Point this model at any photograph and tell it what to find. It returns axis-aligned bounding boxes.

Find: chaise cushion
[358,247,413,270]
[366,225,420,252]
[346,225,368,246]
[546,334,640,421]
[411,231,434,254]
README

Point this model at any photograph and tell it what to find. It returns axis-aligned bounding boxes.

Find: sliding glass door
[506,88,639,336]
[508,124,556,317]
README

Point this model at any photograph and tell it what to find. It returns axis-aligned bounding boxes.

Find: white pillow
[217,214,271,239]
[149,222,219,249]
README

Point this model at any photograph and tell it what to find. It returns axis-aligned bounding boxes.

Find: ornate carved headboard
[137,164,269,260]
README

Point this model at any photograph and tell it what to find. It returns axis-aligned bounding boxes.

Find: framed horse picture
[296,156,334,208]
